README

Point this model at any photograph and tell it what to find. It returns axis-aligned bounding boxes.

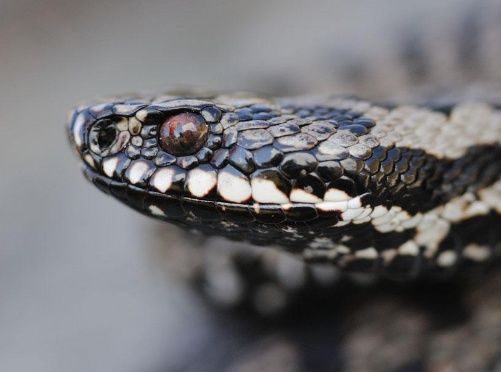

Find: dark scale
[313,143,350,161]
[328,176,358,197]
[317,161,344,181]
[329,131,359,147]
[138,108,165,126]
[216,202,255,224]
[339,157,364,175]
[268,116,289,125]
[349,143,372,159]
[205,134,222,149]
[154,151,176,166]
[253,112,275,120]
[143,138,158,148]
[268,122,301,137]
[141,147,158,159]
[147,193,185,219]
[182,199,221,222]
[210,148,229,168]
[220,112,239,129]
[229,145,255,174]
[274,133,318,152]
[222,127,237,147]
[283,204,319,222]
[195,147,213,162]
[125,185,149,212]
[301,121,337,141]
[251,168,291,196]
[237,129,274,150]
[288,118,313,126]
[126,145,141,159]
[354,116,376,128]
[253,146,284,168]
[112,103,147,117]
[251,205,287,224]
[250,104,273,113]
[363,155,381,175]
[279,152,318,178]
[296,109,312,118]
[380,150,399,175]
[177,156,198,169]
[360,135,380,148]
[340,124,369,135]
[89,104,115,119]
[107,179,131,204]
[163,166,186,193]
[236,120,270,131]
[124,160,155,187]
[236,108,253,121]
[354,170,371,190]
[209,123,223,134]
[293,174,326,199]
[109,153,131,180]
[141,125,158,138]
[200,106,221,122]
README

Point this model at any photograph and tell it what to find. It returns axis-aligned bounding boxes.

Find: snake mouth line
[80,162,369,226]
[82,162,225,206]
[80,163,321,216]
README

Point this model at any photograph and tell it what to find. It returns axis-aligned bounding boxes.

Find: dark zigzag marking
[359,144,501,215]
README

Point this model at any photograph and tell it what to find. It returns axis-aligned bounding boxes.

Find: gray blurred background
[2,0,501,371]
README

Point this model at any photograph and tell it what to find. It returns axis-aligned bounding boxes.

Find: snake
[67,92,501,280]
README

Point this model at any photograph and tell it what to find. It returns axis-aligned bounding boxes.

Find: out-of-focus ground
[1,1,501,371]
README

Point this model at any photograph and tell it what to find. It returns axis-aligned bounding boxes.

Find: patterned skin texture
[67,93,501,278]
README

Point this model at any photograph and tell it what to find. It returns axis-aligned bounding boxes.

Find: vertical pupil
[159,112,208,156]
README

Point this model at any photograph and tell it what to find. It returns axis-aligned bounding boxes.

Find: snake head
[66,93,407,246]
[67,93,501,273]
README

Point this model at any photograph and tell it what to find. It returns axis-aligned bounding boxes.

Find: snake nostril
[97,126,118,150]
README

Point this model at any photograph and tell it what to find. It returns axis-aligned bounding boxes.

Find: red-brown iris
[158,112,208,156]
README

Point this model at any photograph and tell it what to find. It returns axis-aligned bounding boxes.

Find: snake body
[68,93,501,279]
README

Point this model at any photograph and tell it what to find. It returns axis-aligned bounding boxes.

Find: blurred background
[2,0,501,371]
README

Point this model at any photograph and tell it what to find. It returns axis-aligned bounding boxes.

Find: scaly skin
[68,93,501,279]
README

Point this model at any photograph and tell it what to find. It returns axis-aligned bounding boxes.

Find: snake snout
[66,108,96,156]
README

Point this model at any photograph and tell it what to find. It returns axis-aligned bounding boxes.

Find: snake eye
[158,112,208,156]
[89,118,130,156]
